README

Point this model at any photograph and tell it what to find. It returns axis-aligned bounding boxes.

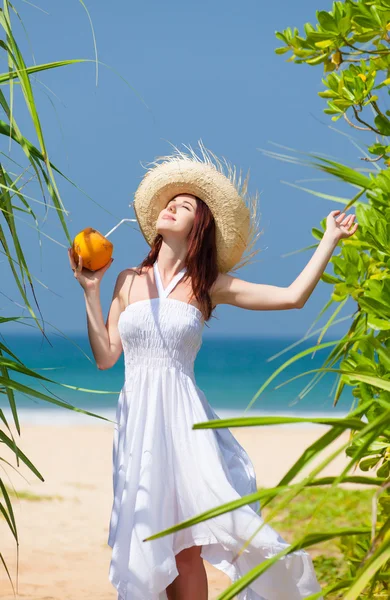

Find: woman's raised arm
[212,210,357,312]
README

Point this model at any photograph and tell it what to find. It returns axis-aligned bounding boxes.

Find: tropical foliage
[0,1,121,590]
[144,2,390,598]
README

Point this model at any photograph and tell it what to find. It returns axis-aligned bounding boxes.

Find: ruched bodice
[118,298,204,379]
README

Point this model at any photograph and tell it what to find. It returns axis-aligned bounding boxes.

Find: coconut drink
[71,219,137,271]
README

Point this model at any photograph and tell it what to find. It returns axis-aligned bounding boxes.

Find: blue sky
[3,1,364,338]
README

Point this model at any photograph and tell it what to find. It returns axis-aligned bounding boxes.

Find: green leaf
[303,22,315,36]
[352,15,377,30]
[315,39,335,49]
[376,460,389,478]
[274,46,290,55]
[324,60,337,73]
[367,316,390,331]
[318,89,339,98]
[311,227,324,240]
[373,77,390,90]
[321,272,343,284]
[306,53,328,65]
[374,114,390,136]
[338,15,351,35]
[275,31,288,44]
[317,10,339,33]
[359,456,380,471]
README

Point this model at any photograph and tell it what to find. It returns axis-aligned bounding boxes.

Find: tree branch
[343,111,373,132]
[352,105,382,134]
[342,37,390,56]
[361,153,385,162]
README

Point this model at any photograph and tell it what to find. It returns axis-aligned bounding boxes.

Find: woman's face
[156,194,197,239]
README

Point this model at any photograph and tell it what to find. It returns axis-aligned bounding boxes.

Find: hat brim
[133,160,250,273]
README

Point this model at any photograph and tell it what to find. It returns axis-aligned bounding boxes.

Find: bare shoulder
[115,267,140,286]
[209,272,231,306]
[114,267,145,310]
[120,266,144,279]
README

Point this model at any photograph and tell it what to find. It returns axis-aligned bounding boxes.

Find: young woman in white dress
[68,142,357,600]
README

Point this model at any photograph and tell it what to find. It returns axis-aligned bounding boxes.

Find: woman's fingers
[335,212,346,223]
[68,247,83,273]
[342,214,354,226]
[68,247,76,270]
[335,212,356,226]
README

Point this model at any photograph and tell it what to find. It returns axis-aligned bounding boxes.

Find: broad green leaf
[374,114,390,136]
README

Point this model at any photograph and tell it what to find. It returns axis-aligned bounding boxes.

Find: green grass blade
[343,539,390,600]
[0,375,117,424]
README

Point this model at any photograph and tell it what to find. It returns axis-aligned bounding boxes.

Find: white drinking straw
[104,218,138,239]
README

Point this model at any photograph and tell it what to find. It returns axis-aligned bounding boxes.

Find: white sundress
[107,261,323,600]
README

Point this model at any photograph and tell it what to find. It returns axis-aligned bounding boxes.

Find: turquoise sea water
[1,333,354,425]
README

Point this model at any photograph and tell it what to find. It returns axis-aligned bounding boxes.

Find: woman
[68,141,357,600]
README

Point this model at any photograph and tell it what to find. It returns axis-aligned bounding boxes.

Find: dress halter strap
[153,261,186,299]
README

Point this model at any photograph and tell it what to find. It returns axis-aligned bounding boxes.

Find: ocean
[1,332,354,426]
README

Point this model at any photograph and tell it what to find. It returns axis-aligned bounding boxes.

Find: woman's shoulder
[115,266,149,310]
[115,266,142,284]
[210,271,245,307]
[121,265,151,278]
[210,271,230,303]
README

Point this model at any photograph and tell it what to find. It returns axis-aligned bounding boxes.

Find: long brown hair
[135,195,218,322]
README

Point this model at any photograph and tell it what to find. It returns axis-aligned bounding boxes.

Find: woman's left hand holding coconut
[67,244,115,370]
[68,226,114,290]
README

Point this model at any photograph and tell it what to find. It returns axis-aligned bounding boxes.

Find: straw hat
[131,140,262,274]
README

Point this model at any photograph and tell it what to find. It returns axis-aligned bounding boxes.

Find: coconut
[72,227,113,271]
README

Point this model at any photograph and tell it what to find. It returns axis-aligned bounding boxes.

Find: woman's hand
[68,247,114,291]
[325,210,358,243]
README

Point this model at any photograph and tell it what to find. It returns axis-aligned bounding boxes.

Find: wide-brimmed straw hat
[130,140,262,274]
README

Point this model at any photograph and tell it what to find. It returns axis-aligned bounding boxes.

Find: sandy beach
[0,421,369,599]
